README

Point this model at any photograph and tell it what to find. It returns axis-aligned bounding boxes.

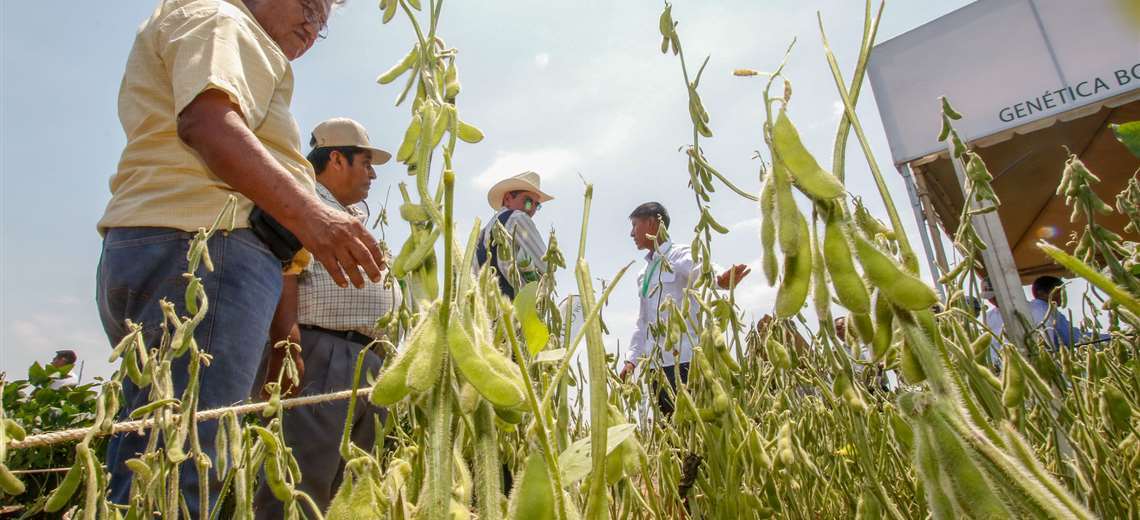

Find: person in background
[618,202,751,415]
[833,317,895,392]
[981,278,1005,369]
[49,350,79,389]
[95,0,384,514]
[475,171,554,299]
[1029,275,1101,348]
[254,118,399,517]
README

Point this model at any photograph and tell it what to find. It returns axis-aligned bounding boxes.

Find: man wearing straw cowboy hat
[475,171,555,299]
[254,117,400,518]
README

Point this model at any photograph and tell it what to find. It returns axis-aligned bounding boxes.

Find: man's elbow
[176,90,238,149]
[176,105,208,148]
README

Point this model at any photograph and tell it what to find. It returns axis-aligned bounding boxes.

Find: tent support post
[948,145,1078,485]
[900,164,945,297]
[946,145,1032,349]
[912,169,951,276]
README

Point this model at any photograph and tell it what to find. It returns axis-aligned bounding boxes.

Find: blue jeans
[96,227,283,516]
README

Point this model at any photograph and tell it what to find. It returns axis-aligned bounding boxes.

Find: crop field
[2,1,1140,519]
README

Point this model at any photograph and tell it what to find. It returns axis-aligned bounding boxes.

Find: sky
[0,0,987,383]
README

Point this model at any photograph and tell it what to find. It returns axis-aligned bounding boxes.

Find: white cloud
[472,148,580,189]
[731,217,761,233]
[535,52,550,69]
[7,312,111,381]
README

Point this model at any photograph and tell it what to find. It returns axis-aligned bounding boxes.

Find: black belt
[300,325,375,347]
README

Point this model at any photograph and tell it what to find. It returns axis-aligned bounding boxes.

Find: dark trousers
[652,362,690,416]
[253,328,386,519]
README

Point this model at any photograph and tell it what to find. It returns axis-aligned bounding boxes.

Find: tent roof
[869,0,1140,166]
[912,94,1140,282]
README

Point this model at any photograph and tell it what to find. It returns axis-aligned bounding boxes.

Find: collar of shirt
[315,181,366,221]
[644,240,674,262]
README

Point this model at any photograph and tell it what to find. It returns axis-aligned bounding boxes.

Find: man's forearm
[269,275,301,345]
[178,90,319,228]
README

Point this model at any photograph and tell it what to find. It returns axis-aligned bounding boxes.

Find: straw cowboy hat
[486,171,554,210]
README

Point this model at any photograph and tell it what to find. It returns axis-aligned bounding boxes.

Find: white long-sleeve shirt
[626,241,701,368]
[984,305,1004,369]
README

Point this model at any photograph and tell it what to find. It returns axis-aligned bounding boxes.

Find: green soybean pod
[969,332,994,364]
[851,312,875,346]
[771,109,845,200]
[395,117,421,163]
[507,451,555,520]
[824,214,871,314]
[870,290,893,362]
[263,453,292,502]
[760,170,779,286]
[369,333,421,406]
[381,0,398,23]
[404,304,445,393]
[1099,383,1132,433]
[853,234,938,311]
[378,45,418,85]
[447,318,525,409]
[925,413,1012,518]
[2,420,24,441]
[0,463,24,496]
[44,460,83,512]
[811,223,831,319]
[456,120,485,144]
[765,337,792,371]
[912,420,955,520]
[1001,352,1025,409]
[773,161,801,256]
[775,215,811,319]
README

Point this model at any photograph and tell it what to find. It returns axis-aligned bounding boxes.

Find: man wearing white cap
[254,118,400,517]
[475,171,555,299]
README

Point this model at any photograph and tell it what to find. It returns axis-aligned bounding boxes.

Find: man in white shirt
[255,118,400,517]
[475,171,554,299]
[981,278,1005,369]
[48,350,79,389]
[618,202,750,415]
[1028,275,1103,348]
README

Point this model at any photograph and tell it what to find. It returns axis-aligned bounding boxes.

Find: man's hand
[717,264,752,290]
[619,361,636,381]
[289,204,385,288]
[176,89,384,288]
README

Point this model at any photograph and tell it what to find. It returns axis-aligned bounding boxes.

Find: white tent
[867,0,1140,342]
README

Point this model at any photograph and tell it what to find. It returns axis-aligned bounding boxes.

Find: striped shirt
[474,208,548,284]
[296,183,401,339]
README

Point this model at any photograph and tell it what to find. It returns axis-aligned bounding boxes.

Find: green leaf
[557,423,637,483]
[27,362,48,385]
[514,282,550,355]
[1110,121,1140,159]
[533,348,566,364]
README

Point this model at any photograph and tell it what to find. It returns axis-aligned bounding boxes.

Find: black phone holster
[248,206,302,268]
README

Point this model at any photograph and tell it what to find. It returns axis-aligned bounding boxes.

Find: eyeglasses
[524,196,542,211]
[301,0,330,40]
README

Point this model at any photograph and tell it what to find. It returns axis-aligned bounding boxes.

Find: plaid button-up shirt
[296,183,401,339]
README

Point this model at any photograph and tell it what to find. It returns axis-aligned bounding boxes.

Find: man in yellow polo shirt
[95,0,384,515]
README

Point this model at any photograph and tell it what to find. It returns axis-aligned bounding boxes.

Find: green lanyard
[640,255,663,298]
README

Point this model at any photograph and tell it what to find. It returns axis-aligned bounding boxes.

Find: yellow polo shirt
[98,0,315,234]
